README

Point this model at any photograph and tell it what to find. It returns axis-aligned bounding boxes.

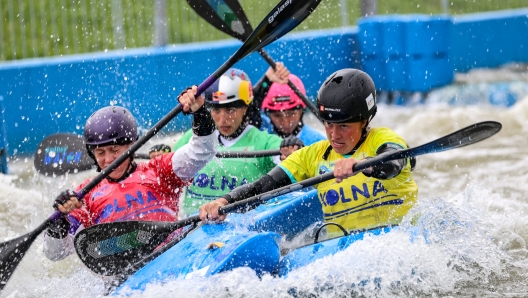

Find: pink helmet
[262,74,306,112]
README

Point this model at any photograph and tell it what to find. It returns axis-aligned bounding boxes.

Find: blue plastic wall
[451,9,528,72]
[358,15,453,92]
[0,8,527,157]
[0,28,359,156]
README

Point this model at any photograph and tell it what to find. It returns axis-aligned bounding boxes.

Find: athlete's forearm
[364,143,406,179]
[172,132,218,181]
[43,222,84,262]
[224,167,291,204]
[191,105,215,136]
[252,75,272,107]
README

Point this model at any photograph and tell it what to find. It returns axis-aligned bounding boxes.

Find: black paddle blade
[188,0,324,123]
[186,0,252,40]
[416,120,502,153]
[74,216,201,276]
[33,133,94,176]
[352,121,503,172]
[74,221,174,276]
[0,221,48,290]
[229,0,322,64]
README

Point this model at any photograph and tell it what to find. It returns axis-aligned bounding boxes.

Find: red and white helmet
[262,74,306,112]
[205,68,253,107]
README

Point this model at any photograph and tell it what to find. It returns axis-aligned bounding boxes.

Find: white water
[2,66,528,297]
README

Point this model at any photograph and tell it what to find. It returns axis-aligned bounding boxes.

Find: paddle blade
[33,133,93,176]
[186,0,252,40]
[417,120,502,154]
[0,221,48,290]
[74,221,174,276]
[74,216,201,275]
[353,121,502,172]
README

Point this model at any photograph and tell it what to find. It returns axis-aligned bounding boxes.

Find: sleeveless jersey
[174,126,283,215]
[279,127,418,237]
[69,152,186,228]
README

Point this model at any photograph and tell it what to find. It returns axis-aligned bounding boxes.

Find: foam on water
[116,186,510,297]
[1,78,528,297]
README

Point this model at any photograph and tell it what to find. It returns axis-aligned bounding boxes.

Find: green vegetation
[0,0,526,61]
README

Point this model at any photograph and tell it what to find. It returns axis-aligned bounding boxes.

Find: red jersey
[69,152,187,228]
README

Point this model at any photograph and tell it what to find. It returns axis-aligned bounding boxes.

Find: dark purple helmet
[84,106,138,148]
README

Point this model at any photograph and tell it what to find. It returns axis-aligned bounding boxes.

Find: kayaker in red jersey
[198,69,418,238]
[43,86,217,260]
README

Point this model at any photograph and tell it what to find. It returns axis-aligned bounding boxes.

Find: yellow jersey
[279,127,418,237]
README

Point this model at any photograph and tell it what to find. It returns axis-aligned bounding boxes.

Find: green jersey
[174,126,283,215]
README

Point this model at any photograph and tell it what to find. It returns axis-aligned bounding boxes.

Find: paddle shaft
[138,149,280,159]
[186,0,321,120]
[152,120,503,227]
[215,121,504,215]
[138,148,281,159]
[257,49,320,119]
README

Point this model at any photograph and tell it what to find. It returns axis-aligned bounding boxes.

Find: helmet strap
[218,121,248,144]
[273,111,304,139]
[106,159,137,183]
[322,127,370,160]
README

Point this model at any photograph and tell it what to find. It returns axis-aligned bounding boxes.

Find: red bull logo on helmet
[212,91,227,102]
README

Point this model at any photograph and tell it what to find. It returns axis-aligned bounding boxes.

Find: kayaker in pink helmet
[256,68,325,145]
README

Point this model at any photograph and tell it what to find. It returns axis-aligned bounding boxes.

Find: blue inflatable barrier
[358,15,454,93]
[451,9,528,72]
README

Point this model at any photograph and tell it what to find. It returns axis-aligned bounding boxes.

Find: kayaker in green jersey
[198,69,418,238]
[174,68,304,216]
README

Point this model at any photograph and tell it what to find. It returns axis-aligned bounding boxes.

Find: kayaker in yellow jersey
[198,68,418,237]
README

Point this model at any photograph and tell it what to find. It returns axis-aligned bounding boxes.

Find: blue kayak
[277,226,395,277]
[114,189,321,294]
[113,190,404,295]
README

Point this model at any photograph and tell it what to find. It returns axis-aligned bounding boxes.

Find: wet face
[324,120,367,154]
[268,109,303,135]
[210,106,248,136]
[92,144,133,179]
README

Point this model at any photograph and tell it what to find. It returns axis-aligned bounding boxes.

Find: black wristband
[46,216,71,239]
[223,194,234,204]
[192,105,216,136]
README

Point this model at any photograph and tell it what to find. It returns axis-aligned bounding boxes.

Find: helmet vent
[331,76,343,84]
[325,73,338,86]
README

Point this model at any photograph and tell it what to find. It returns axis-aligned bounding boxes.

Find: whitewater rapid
[1,66,528,297]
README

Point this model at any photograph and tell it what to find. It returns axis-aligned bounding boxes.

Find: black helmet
[316,69,377,123]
